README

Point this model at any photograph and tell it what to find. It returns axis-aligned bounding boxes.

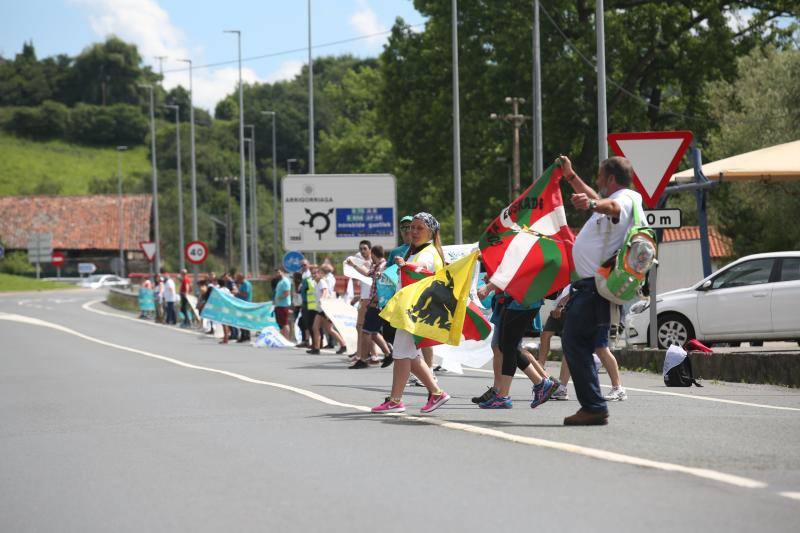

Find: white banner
[318,297,359,353]
[342,255,372,286]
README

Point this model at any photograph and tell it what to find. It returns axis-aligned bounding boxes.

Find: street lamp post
[307,0,315,174]
[178,58,199,289]
[164,104,185,271]
[263,111,278,268]
[224,29,248,277]
[451,0,463,244]
[490,97,529,198]
[246,124,258,277]
[597,0,608,161]
[139,84,161,272]
[214,176,238,271]
[116,145,127,277]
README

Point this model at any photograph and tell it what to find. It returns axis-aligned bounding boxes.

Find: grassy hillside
[0,273,76,292]
[0,132,151,196]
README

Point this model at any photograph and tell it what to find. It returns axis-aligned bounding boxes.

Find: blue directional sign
[282,251,305,273]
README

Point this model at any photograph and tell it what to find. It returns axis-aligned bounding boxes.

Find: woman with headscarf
[371,212,451,414]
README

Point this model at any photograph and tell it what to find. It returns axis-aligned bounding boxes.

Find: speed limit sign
[184,240,208,265]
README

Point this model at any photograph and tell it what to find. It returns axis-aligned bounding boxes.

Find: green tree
[704,46,800,256]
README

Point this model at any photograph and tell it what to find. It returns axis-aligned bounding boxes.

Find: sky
[2,0,427,111]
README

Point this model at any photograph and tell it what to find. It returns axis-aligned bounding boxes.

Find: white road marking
[465,368,800,413]
[82,299,200,336]
[0,310,773,492]
[779,492,800,501]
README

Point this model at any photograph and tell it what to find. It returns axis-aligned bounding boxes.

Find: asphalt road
[2,289,799,532]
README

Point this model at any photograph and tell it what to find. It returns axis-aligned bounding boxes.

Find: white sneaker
[604,386,627,401]
[551,384,569,401]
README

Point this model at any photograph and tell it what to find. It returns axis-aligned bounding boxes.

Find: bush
[6,101,69,139]
[69,103,147,145]
[0,251,35,275]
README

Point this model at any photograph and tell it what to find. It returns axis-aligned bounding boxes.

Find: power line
[538,4,717,125]
[162,23,425,74]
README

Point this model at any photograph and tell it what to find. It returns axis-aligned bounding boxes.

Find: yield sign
[139,241,157,262]
[607,131,693,208]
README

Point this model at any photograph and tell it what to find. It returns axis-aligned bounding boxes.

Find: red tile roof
[662,226,733,258]
[0,194,152,251]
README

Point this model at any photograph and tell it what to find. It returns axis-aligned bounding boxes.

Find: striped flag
[478,162,575,306]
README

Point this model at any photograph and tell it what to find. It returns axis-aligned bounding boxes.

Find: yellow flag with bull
[380,251,479,346]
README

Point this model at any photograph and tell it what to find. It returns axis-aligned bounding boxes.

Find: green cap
[400,215,413,223]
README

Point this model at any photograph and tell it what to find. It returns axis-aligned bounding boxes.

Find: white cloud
[349,0,388,46]
[72,0,267,111]
[264,60,305,84]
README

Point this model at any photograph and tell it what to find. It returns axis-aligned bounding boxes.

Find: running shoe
[371,399,406,413]
[306,348,320,355]
[381,354,394,368]
[335,346,348,355]
[408,376,424,387]
[479,394,513,409]
[551,384,569,401]
[349,360,369,369]
[530,378,557,409]
[420,392,450,413]
[604,386,627,401]
[471,386,498,404]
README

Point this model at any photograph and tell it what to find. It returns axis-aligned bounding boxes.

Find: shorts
[305,309,319,326]
[275,306,289,327]
[544,314,565,336]
[392,329,421,360]
[490,322,501,348]
[362,306,385,334]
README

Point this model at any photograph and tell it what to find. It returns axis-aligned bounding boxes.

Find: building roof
[662,226,733,258]
[0,194,152,251]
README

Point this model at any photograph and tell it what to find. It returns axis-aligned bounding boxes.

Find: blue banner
[200,288,278,330]
[336,207,394,237]
[138,288,155,311]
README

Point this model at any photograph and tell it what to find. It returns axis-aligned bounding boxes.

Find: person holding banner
[307,265,348,355]
[346,245,391,369]
[371,213,451,414]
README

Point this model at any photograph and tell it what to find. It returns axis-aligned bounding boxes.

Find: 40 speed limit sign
[184,240,209,265]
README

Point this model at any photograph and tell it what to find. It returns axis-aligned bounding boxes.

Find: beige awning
[672,139,800,183]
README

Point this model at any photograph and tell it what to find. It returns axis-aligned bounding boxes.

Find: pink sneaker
[371,399,406,413]
[420,391,450,413]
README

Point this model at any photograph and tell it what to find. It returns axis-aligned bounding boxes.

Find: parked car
[78,274,130,289]
[626,251,800,349]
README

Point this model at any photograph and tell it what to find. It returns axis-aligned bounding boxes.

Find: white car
[626,251,800,348]
[78,274,130,289]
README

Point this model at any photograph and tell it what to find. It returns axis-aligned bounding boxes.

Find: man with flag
[558,155,643,426]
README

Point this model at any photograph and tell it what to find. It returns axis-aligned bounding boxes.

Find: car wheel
[656,313,695,350]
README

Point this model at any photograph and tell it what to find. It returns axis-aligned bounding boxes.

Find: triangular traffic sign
[607,131,693,208]
[139,241,157,262]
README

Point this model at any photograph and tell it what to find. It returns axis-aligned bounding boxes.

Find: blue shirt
[274,277,291,307]
[239,280,253,302]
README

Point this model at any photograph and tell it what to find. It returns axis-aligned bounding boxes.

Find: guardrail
[106,287,139,313]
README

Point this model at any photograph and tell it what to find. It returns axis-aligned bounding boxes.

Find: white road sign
[282,174,397,251]
[643,209,682,229]
[27,232,53,263]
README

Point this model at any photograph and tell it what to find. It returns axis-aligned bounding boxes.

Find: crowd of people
[135,155,642,426]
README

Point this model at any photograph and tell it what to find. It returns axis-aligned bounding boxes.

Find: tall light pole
[225,29,248,277]
[451,0,463,244]
[246,124,258,277]
[307,0,315,174]
[263,111,278,268]
[116,145,127,277]
[532,0,543,177]
[139,84,161,271]
[178,58,198,288]
[214,176,238,271]
[596,0,608,161]
[491,97,529,198]
[164,104,185,271]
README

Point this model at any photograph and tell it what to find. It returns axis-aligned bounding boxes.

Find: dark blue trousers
[562,278,609,414]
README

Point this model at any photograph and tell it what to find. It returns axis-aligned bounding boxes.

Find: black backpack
[664,354,702,387]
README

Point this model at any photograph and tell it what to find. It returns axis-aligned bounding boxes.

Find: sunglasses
[400,226,411,233]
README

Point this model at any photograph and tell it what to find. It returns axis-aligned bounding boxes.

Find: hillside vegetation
[0,132,151,196]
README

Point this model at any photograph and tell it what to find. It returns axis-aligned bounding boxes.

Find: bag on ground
[663,344,702,387]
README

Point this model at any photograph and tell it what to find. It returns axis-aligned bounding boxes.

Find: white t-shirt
[572,188,643,278]
[163,278,178,302]
[325,273,337,297]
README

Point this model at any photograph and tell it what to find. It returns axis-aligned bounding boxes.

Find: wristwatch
[589,199,597,211]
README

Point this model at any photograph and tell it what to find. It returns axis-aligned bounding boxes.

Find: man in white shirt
[161,268,178,325]
[559,155,643,426]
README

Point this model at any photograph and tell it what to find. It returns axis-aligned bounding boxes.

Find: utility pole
[178,58,199,291]
[214,176,237,271]
[224,29,247,277]
[164,104,185,270]
[490,97,529,198]
[246,124,258,277]
[531,0,543,177]
[263,111,278,268]
[596,0,608,161]
[139,84,160,271]
[307,0,315,174]
[116,146,127,277]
